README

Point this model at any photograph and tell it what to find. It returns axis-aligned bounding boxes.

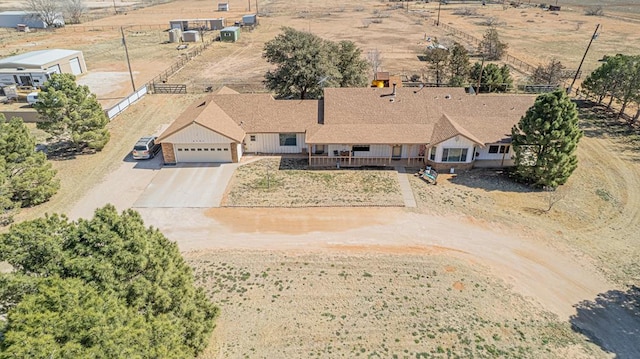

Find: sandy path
[137,206,613,320]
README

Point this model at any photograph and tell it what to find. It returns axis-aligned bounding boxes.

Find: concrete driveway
[133,162,238,208]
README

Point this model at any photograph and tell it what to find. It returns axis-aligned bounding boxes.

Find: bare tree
[24,0,62,27]
[367,49,383,77]
[63,0,86,24]
[543,186,566,212]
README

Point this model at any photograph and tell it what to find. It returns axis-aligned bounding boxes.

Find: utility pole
[476,55,485,95]
[112,0,117,14]
[567,23,599,95]
[436,1,441,26]
[256,0,259,14]
[248,0,251,11]
[121,26,136,92]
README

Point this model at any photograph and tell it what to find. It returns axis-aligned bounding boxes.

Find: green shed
[220,26,240,42]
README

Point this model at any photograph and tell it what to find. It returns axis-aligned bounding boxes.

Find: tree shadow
[570,286,640,359]
[445,168,538,193]
[45,141,96,161]
[577,100,640,158]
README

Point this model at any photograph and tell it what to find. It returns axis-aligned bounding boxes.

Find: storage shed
[218,2,229,11]
[182,30,200,42]
[242,14,257,26]
[210,18,225,30]
[220,26,240,42]
[0,49,86,87]
[169,19,189,31]
[0,11,64,29]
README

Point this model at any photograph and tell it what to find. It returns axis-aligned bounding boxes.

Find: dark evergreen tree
[511,90,583,188]
[0,115,59,208]
[470,63,512,93]
[448,42,471,87]
[424,46,449,86]
[0,205,218,357]
[335,40,369,88]
[35,73,110,151]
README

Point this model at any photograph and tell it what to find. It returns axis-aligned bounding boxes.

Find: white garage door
[47,65,61,74]
[175,144,231,163]
[69,57,82,75]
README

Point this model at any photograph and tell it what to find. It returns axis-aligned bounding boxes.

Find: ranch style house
[156,86,537,171]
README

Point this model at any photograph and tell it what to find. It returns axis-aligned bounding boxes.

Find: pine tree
[0,205,218,357]
[448,42,471,87]
[0,115,59,208]
[424,47,449,86]
[35,73,110,151]
[335,40,369,88]
[470,63,512,93]
[511,90,583,188]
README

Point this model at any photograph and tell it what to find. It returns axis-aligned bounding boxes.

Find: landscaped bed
[223,158,403,207]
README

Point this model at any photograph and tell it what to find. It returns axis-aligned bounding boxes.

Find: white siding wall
[325,144,423,158]
[327,145,390,157]
[163,123,234,144]
[431,136,475,163]
[244,133,306,153]
[476,144,513,160]
[236,142,243,161]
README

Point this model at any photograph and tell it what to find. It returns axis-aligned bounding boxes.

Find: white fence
[105,86,148,120]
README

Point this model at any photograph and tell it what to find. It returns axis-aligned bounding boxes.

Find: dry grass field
[224,158,403,207]
[1,1,639,358]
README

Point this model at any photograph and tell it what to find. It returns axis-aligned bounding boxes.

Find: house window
[489,145,510,154]
[279,133,297,146]
[429,147,436,161]
[352,145,370,152]
[250,135,256,142]
[442,148,468,162]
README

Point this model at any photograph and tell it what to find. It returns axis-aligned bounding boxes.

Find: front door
[392,145,402,158]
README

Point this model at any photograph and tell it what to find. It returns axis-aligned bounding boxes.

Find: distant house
[0,49,86,88]
[157,87,536,170]
[218,2,229,11]
[0,10,64,29]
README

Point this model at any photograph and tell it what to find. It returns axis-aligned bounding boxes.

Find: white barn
[0,49,86,88]
[0,10,64,29]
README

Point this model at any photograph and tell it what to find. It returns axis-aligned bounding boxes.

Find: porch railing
[309,156,425,167]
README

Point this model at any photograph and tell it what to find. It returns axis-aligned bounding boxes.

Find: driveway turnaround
[133,162,238,208]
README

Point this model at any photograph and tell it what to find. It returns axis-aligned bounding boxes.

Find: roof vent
[444,94,451,99]
[17,67,25,70]
[390,98,395,103]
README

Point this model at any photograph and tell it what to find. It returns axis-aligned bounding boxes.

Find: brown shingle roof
[156,95,245,142]
[430,114,483,146]
[212,94,319,133]
[307,88,535,145]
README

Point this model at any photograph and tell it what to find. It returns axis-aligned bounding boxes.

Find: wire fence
[144,39,215,92]
[55,24,167,32]
[426,19,538,76]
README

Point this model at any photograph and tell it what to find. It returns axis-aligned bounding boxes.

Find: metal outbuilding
[0,10,64,29]
[218,3,229,11]
[242,14,258,26]
[220,26,240,42]
[182,30,200,43]
[0,49,86,88]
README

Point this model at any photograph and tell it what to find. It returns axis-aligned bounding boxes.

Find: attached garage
[174,143,232,163]
[156,98,246,165]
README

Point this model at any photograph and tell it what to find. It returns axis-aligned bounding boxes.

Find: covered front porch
[307,143,426,167]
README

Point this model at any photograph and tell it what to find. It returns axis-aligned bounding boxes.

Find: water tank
[168,28,181,43]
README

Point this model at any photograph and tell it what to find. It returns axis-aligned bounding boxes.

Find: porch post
[308,144,312,166]
[388,145,392,164]
[348,145,352,165]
